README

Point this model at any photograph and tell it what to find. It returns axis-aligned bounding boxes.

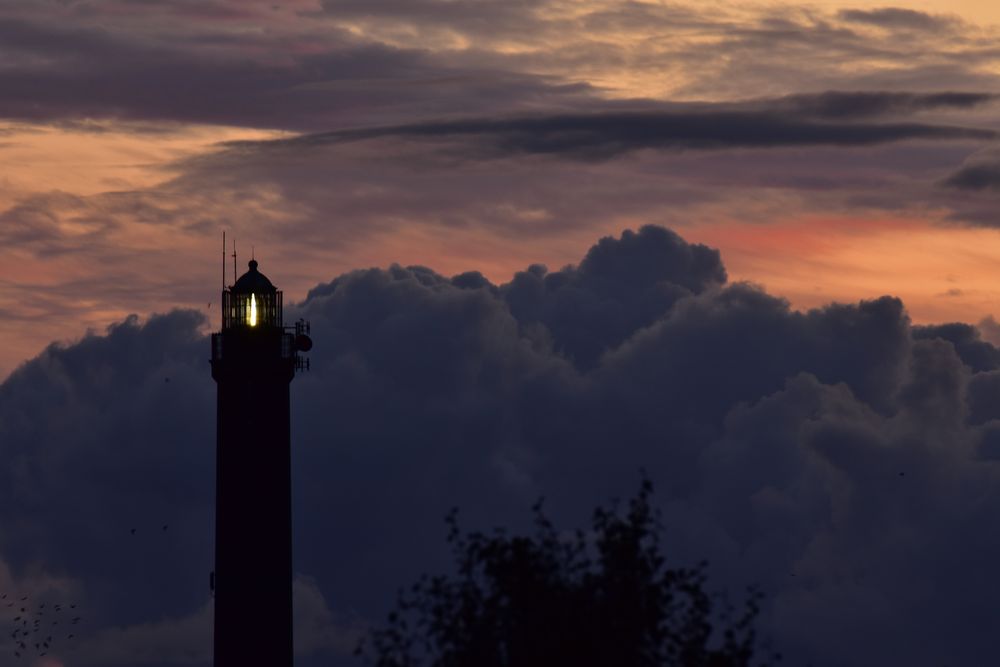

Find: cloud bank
[2,0,1000,131]
[258,107,995,161]
[3,225,1000,666]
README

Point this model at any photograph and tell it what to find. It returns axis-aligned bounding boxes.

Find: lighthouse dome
[232,259,276,294]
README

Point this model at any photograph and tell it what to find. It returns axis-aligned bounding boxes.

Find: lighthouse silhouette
[211,257,311,666]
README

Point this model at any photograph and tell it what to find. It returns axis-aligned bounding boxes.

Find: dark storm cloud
[943,156,1000,191]
[0,14,593,131]
[494,226,726,368]
[0,312,214,621]
[913,322,1000,373]
[0,1,997,134]
[5,226,1000,666]
[772,91,998,119]
[253,109,995,161]
[837,7,955,32]
[939,151,1000,224]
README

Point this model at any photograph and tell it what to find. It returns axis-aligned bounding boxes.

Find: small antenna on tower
[232,239,237,282]
[222,230,226,291]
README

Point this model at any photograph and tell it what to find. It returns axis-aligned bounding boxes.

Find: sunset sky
[5,0,1000,378]
[8,3,1000,667]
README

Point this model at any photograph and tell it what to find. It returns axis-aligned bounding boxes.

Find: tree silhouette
[359,479,779,667]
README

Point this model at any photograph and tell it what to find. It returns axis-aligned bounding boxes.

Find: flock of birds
[4,523,172,659]
[5,594,82,660]
[4,523,189,659]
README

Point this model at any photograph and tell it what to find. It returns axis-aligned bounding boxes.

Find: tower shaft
[212,314,296,666]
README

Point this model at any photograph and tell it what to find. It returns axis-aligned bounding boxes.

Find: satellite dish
[295,334,313,352]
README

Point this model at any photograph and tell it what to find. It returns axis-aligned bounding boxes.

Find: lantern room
[223,259,282,330]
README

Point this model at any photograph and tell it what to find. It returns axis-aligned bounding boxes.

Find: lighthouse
[210,258,311,667]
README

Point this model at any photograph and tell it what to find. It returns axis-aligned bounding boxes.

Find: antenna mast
[232,239,237,285]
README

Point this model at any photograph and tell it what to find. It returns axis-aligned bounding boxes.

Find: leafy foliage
[359,479,779,667]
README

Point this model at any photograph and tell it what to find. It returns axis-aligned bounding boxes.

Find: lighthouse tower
[210,259,310,667]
